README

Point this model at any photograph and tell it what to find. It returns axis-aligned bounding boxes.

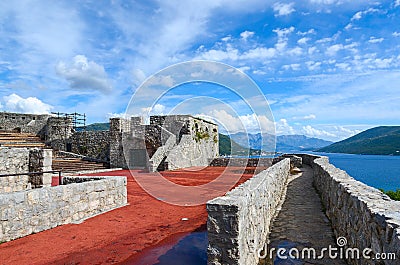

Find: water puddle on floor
[122,226,207,265]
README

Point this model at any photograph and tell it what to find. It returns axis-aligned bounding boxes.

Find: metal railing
[0,170,63,185]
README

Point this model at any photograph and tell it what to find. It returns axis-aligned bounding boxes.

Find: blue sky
[0,0,399,141]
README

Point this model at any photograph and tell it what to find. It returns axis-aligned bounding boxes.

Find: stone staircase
[0,131,46,148]
[0,131,109,173]
[52,157,109,173]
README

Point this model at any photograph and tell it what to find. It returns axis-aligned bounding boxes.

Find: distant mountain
[219,134,260,156]
[317,126,400,155]
[76,123,110,131]
[277,135,333,152]
[229,132,332,152]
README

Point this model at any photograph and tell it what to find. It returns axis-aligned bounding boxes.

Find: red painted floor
[0,167,258,265]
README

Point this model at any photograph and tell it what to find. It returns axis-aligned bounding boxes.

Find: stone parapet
[209,158,273,168]
[207,158,290,265]
[0,176,127,242]
[301,154,400,265]
[0,148,52,192]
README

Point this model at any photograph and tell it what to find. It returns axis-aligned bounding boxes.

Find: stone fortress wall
[110,115,219,171]
[69,130,110,162]
[300,154,400,265]
[0,175,127,242]
[0,148,52,192]
[207,158,291,265]
[207,154,400,265]
[0,112,219,171]
[0,112,50,137]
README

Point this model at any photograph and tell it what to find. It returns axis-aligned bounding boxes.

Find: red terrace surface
[0,166,261,265]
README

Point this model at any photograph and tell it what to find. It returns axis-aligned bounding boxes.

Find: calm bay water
[313,152,400,191]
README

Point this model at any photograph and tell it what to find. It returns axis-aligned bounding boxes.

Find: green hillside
[76,123,110,131]
[318,126,400,155]
[219,133,260,156]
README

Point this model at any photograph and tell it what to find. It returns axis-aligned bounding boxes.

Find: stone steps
[52,158,109,173]
[0,132,45,148]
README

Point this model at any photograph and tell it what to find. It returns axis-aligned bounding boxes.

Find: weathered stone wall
[272,154,302,169]
[45,117,74,150]
[109,118,130,168]
[0,176,127,242]
[28,148,53,187]
[70,131,110,161]
[207,158,290,265]
[0,112,50,137]
[111,115,219,170]
[0,148,52,192]
[164,116,219,170]
[301,154,400,265]
[0,148,30,174]
[209,158,273,167]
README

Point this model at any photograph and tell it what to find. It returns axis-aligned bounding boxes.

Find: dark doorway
[66,143,72,152]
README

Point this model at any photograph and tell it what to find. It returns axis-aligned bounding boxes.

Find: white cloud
[393,32,400,37]
[107,112,131,119]
[308,47,318,55]
[56,55,112,93]
[282,64,301,71]
[316,37,333,43]
[2,93,53,114]
[197,46,276,61]
[240,31,254,40]
[297,29,315,35]
[306,61,322,70]
[308,0,340,4]
[335,62,351,70]
[302,125,336,138]
[297,37,310,45]
[197,46,240,61]
[288,47,303,56]
[351,11,362,20]
[293,114,317,120]
[344,23,353,30]
[207,109,274,134]
[241,47,277,59]
[153,104,166,114]
[395,0,400,7]
[273,27,295,51]
[146,75,176,87]
[237,66,251,72]
[326,44,344,56]
[132,68,147,86]
[372,58,393,69]
[351,8,379,21]
[276,119,295,135]
[253,69,267,75]
[368,37,384,43]
[273,2,296,16]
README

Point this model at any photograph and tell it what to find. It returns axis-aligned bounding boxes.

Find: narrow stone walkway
[261,165,347,265]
